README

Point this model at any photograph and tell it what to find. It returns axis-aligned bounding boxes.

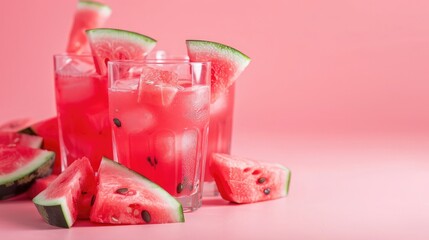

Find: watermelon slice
[90,157,184,224]
[20,117,62,174]
[186,40,251,102]
[67,0,112,54]
[0,145,55,200]
[86,28,157,75]
[210,153,291,204]
[0,132,43,148]
[33,157,96,228]
[26,174,58,199]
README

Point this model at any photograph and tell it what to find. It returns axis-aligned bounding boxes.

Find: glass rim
[53,53,93,58]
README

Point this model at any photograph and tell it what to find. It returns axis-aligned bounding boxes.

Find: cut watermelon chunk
[67,0,112,54]
[26,174,58,199]
[90,157,184,225]
[0,132,43,148]
[20,117,62,174]
[33,157,96,228]
[211,153,291,204]
[86,28,157,75]
[186,40,250,102]
[0,145,54,200]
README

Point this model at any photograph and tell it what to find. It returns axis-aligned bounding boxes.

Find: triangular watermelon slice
[186,40,251,102]
[90,157,184,224]
[86,28,157,75]
[67,0,112,54]
[211,153,291,204]
[33,157,96,228]
[0,145,54,200]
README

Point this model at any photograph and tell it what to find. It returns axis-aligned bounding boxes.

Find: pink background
[1,0,429,239]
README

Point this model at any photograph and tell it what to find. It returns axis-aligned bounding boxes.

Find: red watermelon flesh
[67,1,112,54]
[26,117,62,174]
[26,174,58,199]
[0,132,43,149]
[90,157,184,225]
[211,153,291,204]
[32,157,96,228]
[0,145,54,200]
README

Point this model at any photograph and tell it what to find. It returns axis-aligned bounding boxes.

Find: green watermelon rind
[86,28,157,47]
[186,40,251,75]
[0,150,54,185]
[0,150,54,200]
[78,0,112,16]
[32,195,72,228]
[99,157,185,223]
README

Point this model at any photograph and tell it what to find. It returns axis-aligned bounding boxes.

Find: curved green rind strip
[101,157,184,222]
[186,40,250,61]
[0,150,54,185]
[86,28,157,45]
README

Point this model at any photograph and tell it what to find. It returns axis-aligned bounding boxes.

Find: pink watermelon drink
[186,40,251,195]
[54,54,113,170]
[108,60,211,212]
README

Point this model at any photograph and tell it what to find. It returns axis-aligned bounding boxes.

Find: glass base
[176,191,202,213]
[202,181,220,197]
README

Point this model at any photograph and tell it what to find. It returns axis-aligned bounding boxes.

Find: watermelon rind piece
[186,40,251,101]
[211,153,291,204]
[86,28,157,75]
[32,157,96,228]
[0,146,54,200]
[90,157,184,224]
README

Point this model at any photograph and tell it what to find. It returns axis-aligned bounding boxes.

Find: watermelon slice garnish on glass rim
[67,0,112,54]
[86,28,157,75]
[186,40,251,102]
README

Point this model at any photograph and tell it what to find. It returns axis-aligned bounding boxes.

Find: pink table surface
[1,133,428,240]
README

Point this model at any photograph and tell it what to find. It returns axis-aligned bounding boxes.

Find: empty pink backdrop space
[1,0,428,137]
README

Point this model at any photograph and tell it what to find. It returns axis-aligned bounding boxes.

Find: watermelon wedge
[0,146,55,200]
[211,153,291,204]
[86,28,157,75]
[67,0,112,54]
[26,174,58,199]
[0,132,43,148]
[186,40,251,102]
[20,117,62,174]
[33,157,96,228]
[90,157,184,224]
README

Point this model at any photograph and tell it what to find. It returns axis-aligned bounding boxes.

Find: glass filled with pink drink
[54,54,113,171]
[108,60,211,212]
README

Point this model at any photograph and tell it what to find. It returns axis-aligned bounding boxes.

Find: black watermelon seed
[257,177,266,184]
[116,188,128,194]
[113,118,122,128]
[81,191,88,195]
[147,156,154,166]
[154,157,158,165]
[141,210,151,223]
[176,183,184,194]
[91,195,96,206]
[263,188,271,195]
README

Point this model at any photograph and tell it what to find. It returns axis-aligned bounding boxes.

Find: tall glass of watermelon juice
[54,54,113,171]
[108,60,211,212]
